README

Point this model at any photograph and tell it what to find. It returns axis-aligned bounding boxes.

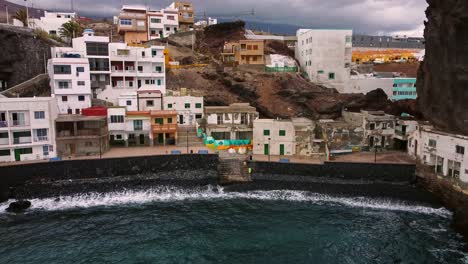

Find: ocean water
[0,186,466,264]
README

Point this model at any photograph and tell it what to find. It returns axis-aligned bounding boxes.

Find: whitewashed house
[118,92,138,111]
[48,57,92,115]
[147,7,179,40]
[361,110,396,149]
[31,11,77,36]
[408,125,468,182]
[107,107,153,147]
[0,97,58,162]
[163,94,203,126]
[295,29,352,93]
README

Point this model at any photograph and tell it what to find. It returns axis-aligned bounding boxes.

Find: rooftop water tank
[83,29,94,36]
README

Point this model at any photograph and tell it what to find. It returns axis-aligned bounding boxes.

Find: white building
[97,43,166,104]
[52,29,111,97]
[0,97,58,162]
[118,92,138,111]
[32,11,77,36]
[48,58,92,115]
[194,17,218,27]
[361,110,396,149]
[253,119,296,156]
[107,107,153,147]
[163,94,203,126]
[408,125,468,182]
[295,29,353,93]
[147,7,179,40]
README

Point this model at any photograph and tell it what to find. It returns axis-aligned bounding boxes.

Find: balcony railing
[13,137,32,144]
[0,121,7,128]
[11,120,28,127]
[395,130,406,137]
[152,124,177,133]
[34,136,48,142]
[0,138,9,145]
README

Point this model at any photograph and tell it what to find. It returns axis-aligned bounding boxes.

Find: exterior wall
[238,40,265,65]
[0,97,58,163]
[408,127,468,182]
[118,7,148,44]
[170,2,194,31]
[30,11,76,35]
[48,58,92,114]
[138,91,163,111]
[118,92,138,111]
[296,29,352,93]
[362,111,396,148]
[253,119,296,156]
[163,96,203,126]
[392,78,417,100]
[147,9,179,39]
[348,78,394,96]
[107,109,152,147]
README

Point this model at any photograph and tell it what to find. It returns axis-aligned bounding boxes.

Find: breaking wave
[0,186,452,217]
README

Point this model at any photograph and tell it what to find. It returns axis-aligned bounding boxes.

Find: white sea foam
[0,186,452,217]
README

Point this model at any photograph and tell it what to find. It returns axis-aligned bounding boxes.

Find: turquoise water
[0,186,466,263]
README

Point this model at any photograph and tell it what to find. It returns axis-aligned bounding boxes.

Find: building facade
[408,125,468,182]
[0,97,58,162]
[147,7,179,40]
[202,103,259,140]
[48,57,92,115]
[169,2,194,32]
[348,76,417,101]
[221,40,265,66]
[150,110,178,145]
[107,108,153,147]
[295,29,353,93]
[117,6,148,44]
[361,110,396,149]
[163,95,203,126]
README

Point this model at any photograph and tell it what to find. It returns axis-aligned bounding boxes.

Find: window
[58,81,70,89]
[167,118,173,124]
[34,111,45,119]
[328,72,335,80]
[150,18,161,23]
[167,103,173,109]
[185,103,191,109]
[53,65,71,74]
[369,123,375,130]
[317,70,324,74]
[75,109,80,114]
[382,123,388,129]
[157,79,162,86]
[86,42,109,56]
[49,30,57,35]
[120,19,131,25]
[166,27,170,31]
[150,80,155,85]
[155,118,163,125]
[147,100,154,107]
[137,21,145,27]
[62,96,68,102]
[89,58,110,71]
[77,67,85,73]
[428,139,437,147]
[167,15,175,20]
[145,80,150,85]
[151,30,157,35]
[456,145,465,155]
[195,114,202,119]
[36,128,47,139]
[155,66,162,72]
[67,109,72,114]
[138,66,143,72]
[279,130,286,136]
[263,129,270,136]
[110,115,124,123]
[77,81,85,86]
[116,134,123,140]
[85,142,93,147]
[345,36,352,43]
[217,115,223,125]
[195,103,202,109]
[152,49,157,57]
[17,148,32,155]
[0,149,10,156]
[253,45,258,50]
[134,120,143,131]
[78,96,85,101]
[126,100,132,106]
[142,51,146,57]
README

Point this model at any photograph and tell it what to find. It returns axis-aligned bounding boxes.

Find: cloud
[9,0,428,36]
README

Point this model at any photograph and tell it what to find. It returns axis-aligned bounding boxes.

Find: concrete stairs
[218,158,251,183]
[176,126,205,147]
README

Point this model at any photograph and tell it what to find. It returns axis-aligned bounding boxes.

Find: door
[158,134,164,144]
[369,136,374,147]
[68,144,76,155]
[139,134,145,145]
[264,144,269,155]
[179,115,184,125]
[280,144,285,155]
[414,140,418,156]
[381,136,386,147]
[138,80,141,88]
[14,149,21,161]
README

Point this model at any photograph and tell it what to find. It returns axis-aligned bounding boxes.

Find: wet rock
[6,200,31,213]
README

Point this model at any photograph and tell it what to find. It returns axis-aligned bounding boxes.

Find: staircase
[218,158,251,184]
[176,126,205,147]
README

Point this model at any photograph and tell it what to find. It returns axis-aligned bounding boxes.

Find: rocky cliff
[0,24,58,91]
[417,0,468,135]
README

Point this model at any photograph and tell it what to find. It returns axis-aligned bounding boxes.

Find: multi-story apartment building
[55,107,109,157]
[0,97,58,162]
[221,40,265,65]
[117,6,148,44]
[201,103,259,140]
[97,43,166,104]
[48,57,92,115]
[163,93,203,126]
[169,2,194,32]
[52,29,111,97]
[295,29,353,93]
[147,6,179,40]
[408,125,468,182]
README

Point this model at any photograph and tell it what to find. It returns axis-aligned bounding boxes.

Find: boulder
[6,200,31,213]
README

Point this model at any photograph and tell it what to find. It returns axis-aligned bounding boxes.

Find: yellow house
[150,110,178,145]
[221,40,265,65]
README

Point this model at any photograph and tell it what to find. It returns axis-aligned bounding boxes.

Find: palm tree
[13,9,28,27]
[59,21,83,41]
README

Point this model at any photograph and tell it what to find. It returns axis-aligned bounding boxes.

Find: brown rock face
[417,0,468,135]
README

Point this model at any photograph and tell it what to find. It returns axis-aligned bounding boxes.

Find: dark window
[167,118,173,124]
[152,49,157,57]
[185,103,190,109]
[110,115,124,123]
[126,100,132,106]
[78,96,85,101]
[89,58,110,71]
[75,109,80,114]
[17,148,32,154]
[155,118,163,125]
[147,100,154,107]
[86,42,109,56]
[456,145,465,155]
[76,67,85,72]
[67,109,72,114]
[0,149,9,156]
[77,81,85,86]
[195,103,202,108]
[279,130,286,136]
[34,111,45,119]
[195,114,202,119]
[370,123,375,130]
[167,103,173,109]
[263,130,270,136]
[53,65,71,74]
[62,96,68,102]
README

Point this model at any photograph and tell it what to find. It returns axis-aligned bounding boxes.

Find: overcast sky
[9,0,428,36]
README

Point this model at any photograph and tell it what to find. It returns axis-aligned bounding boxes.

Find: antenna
[71,0,74,12]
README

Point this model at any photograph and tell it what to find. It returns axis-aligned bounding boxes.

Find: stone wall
[417,0,468,135]
[249,161,415,184]
[1,74,50,97]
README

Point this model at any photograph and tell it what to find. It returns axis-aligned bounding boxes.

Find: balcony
[34,136,49,142]
[0,137,9,145]
[152,124,177,133]
[13,137,32,144]
[11,120,28,127]
[0,121,7,128]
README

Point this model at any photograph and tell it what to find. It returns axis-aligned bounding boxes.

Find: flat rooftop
[56,115,106,122]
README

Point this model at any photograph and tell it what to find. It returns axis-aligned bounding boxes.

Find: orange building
[150,110,178,145]
[117,6,148,44]
[169,2,194,32]
[221,40,265,66]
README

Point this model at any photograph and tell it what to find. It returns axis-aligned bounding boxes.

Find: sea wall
[249,161,416,183]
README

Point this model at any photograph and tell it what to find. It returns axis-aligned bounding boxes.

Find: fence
[265,66,298,72]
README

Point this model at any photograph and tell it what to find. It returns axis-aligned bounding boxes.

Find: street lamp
[5,5,9,24]
[186,128,189,154]
[24,0,29,28]
[268,137,271,162]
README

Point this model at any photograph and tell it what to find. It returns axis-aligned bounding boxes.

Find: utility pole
[24,0,29,28]
[268,137,271,162]
[5,5,9,24]
[186,128,189,154]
